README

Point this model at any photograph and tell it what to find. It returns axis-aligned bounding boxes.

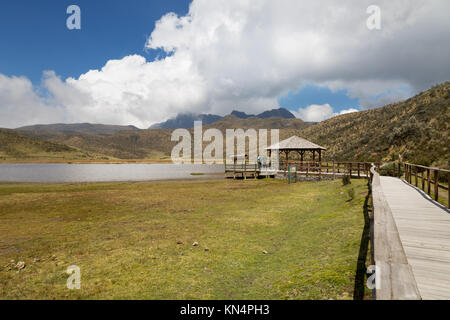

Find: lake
[0,163,225,183]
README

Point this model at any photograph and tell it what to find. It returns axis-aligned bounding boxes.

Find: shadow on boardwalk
[353,180,371,300]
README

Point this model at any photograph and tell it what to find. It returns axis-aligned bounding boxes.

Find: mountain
[230,110,252,119]
[257,108,296,119]
[294,82,449,167]
[17,123,140,135]
[0,129,111,161]
[149,113,222,129]
[149,108,296,129]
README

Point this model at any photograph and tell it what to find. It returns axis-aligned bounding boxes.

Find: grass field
[0,178,370,300]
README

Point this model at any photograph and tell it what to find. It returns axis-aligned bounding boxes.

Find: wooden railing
[370,164,421,300]
[224,163,259,180]
[280,161,379,179]
[381,162,449,207]
[404,163,449,207]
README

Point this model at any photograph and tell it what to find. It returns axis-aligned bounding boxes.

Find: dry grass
[0,178,369,300]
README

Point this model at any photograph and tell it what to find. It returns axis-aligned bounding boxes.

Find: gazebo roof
[266,136,326,151]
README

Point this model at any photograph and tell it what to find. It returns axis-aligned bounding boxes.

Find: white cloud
[294,104,334,122]
[339,108,359,115]
[0,74,65,127]
[1,0,450,128]
[293,104,359,122]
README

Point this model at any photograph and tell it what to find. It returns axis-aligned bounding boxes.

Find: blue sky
[278,86,359,111]
[1,0,448,128]
[0,0,360,124]
[0,0,189,84]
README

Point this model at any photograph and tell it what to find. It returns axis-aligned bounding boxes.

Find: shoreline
[0,172,226,185]
[0,159,174,164]
[0,175,226,185]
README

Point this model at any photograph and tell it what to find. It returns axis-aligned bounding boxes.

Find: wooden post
[349,163,352,178]
[254,163,257,180]
[408,165,412,184]
[427,168,431,195]
[244,161,247,180]
[358,163,361,178]
[300,151,304,170]
[421,168,425,191]
[333,161,336,180]
[306,162,309,177]
[434,170,439,201]
[398,163,401,178]
[319,162,322,181]
[415,166,418,187]
[233,161,236,180]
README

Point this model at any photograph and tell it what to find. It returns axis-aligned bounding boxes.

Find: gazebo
[266,136,327,168]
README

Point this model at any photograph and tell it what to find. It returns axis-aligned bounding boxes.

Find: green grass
[0,178,370,300]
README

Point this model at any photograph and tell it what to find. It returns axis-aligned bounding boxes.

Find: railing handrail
[404,162,450,173]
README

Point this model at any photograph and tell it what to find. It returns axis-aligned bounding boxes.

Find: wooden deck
[378,176,450,300]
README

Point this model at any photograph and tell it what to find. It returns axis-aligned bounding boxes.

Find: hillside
[17,116,311,160]
[0,129,111,161]
[16,129,173,160]
[17,123,140,135]
[296,82,450,167]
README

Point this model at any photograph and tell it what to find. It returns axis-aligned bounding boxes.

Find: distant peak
[256,108,296,119]
[230,110,252,119]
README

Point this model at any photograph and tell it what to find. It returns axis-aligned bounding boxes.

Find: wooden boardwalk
[379,176,450,300]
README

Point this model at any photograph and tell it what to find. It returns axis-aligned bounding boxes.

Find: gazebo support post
[318,150,322,180]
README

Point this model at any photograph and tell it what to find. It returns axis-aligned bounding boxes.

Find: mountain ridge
[149,108,296,129]
[17,123,140,135]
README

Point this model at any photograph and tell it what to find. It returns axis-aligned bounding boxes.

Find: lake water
[0,163,225,183]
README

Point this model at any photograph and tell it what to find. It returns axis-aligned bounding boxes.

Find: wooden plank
[371,166,421,300]
[379,176,450,300]
[434,170,439,201]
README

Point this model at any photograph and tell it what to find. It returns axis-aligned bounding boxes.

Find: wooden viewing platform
[371,165,450,300]
[225,161,377,180]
